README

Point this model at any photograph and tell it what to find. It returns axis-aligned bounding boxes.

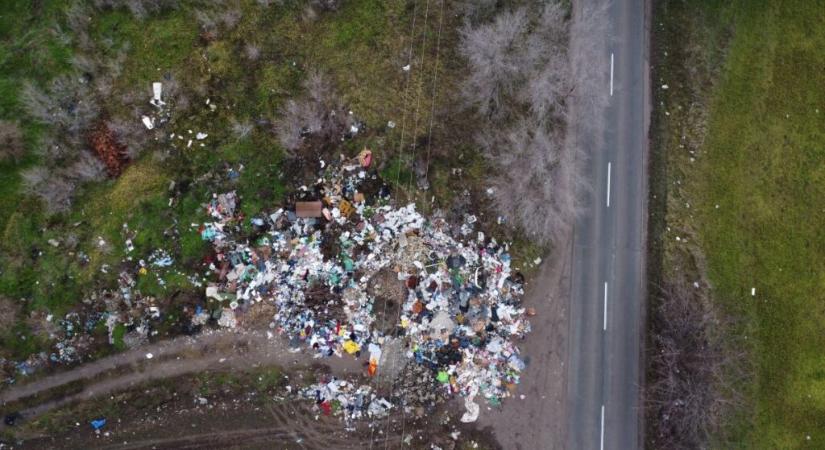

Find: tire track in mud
[0,331,364,424]
[26,402,407,450]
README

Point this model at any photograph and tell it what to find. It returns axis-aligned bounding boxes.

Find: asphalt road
[567,0,650,449]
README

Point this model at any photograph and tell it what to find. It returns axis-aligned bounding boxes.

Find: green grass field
[659,0,825,447]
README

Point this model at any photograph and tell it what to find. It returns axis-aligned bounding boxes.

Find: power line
[405,0,433,193]
[422,0,445,186]
[394,0,445,447]
[383,0,433,447]
[370,1,421,448]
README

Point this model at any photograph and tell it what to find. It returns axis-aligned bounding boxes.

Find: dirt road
[1,330,365,422]
[480,226,572,450]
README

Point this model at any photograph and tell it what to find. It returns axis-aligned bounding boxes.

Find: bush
[274,71,355,154]
[0,121,25,163]
[21,76,99,146]
[647,278,745,449]
[477,117,584,241]
[458,8,530,119]
[455,0,500,24]
[459,2,578,242]
[21,166,77,214]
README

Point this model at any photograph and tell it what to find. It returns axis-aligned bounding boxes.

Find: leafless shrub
[275,71,355,154]
[21,76,99,146]
[460,2,577,241]
[647,278,745,449]
[66,2,93,50]
[231,120,254,140]
[0,120,25,163]
[34,135,68,161]
[108,115,150,160]
[244,43,261,61]
[66,151,107,182]
[310,0,341,12]
[195,9,220,39]
[454,0,500,24]
[92,0,180,19]
[0,296,21,332]
[458,8,529,119]
[219,8,243,29]
[194,2,243,40]
[478,116,584,241]
[22,166,77,214]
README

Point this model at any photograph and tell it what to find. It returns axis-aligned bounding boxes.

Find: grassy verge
[654,0,825,447]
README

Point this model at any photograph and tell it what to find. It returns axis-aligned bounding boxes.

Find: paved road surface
[567,0,650,449]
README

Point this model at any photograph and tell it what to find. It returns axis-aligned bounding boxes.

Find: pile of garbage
[199,151,531,419]
[300,376,393,421]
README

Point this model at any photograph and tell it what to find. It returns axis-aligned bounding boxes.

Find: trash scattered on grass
[90,418,106,430]
[150,82,164,107]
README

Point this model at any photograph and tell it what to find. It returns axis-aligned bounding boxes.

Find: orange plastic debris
[339,199,354,218]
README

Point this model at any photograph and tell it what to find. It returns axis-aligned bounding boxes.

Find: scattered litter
[141,116,155,130]
[199,154,531,419]
[90,418,107,431]
[150,82,164,107]
[460,392,480,423]
[295,201,323,218]
[145,353,153,359]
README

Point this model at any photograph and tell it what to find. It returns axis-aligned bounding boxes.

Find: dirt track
[1,330,364,422]
[479,226,572,450]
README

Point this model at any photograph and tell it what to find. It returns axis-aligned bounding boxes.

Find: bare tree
[477,115,585,241]
[21,166,76,214]
[21,76,98,146]
[0,120,25,163]
[275,71,355,154]
[458,7,529,119]
[66,151,107,182]
[647,277,746,449]
[459,1,581,242]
